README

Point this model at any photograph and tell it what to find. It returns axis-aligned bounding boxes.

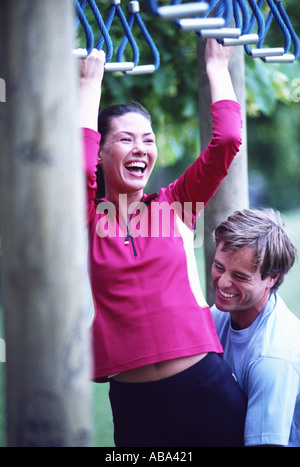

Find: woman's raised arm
[78,49,106,131]
[205,39,237,104]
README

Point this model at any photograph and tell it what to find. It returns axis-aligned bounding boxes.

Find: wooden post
[197,38,249,306]
[0,0,93,446]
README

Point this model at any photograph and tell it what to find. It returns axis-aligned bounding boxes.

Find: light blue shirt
[212,293,300,447]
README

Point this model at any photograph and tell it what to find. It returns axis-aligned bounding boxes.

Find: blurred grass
[0,355,5,447]
[92,383,114,447]
[0,208,299,446]
[278,209,300,319]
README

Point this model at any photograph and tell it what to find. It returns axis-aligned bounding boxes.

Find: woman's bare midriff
[112,353,208,383]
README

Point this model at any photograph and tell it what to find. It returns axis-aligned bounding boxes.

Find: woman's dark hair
[96,102,152,198]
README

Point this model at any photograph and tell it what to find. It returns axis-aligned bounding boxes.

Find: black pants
[109,353,247,447]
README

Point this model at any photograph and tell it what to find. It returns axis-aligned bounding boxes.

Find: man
[211,208,300,447]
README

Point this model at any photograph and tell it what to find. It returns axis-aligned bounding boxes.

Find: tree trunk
[0,0,93,447]
[197,37,249,306]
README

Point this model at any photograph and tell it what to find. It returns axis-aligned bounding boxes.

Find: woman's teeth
[125,161,146,173]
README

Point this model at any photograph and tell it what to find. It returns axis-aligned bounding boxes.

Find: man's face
[211,242,277,316]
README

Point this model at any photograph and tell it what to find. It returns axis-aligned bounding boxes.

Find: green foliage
[76,1,201,169]
[76,0,300,120]
[76,0,300,209]
[248,101,300,211]
[245,0,300,116]
[245,56,300,116]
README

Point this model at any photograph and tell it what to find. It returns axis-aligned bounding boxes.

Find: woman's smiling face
[99,112,157,199]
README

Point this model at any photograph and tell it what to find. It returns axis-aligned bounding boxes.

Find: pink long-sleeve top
[84,100,242,381]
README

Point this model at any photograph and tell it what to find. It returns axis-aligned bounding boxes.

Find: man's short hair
[213,209,297,292]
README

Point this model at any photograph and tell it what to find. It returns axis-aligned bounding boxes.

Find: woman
[79,39,247,447]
